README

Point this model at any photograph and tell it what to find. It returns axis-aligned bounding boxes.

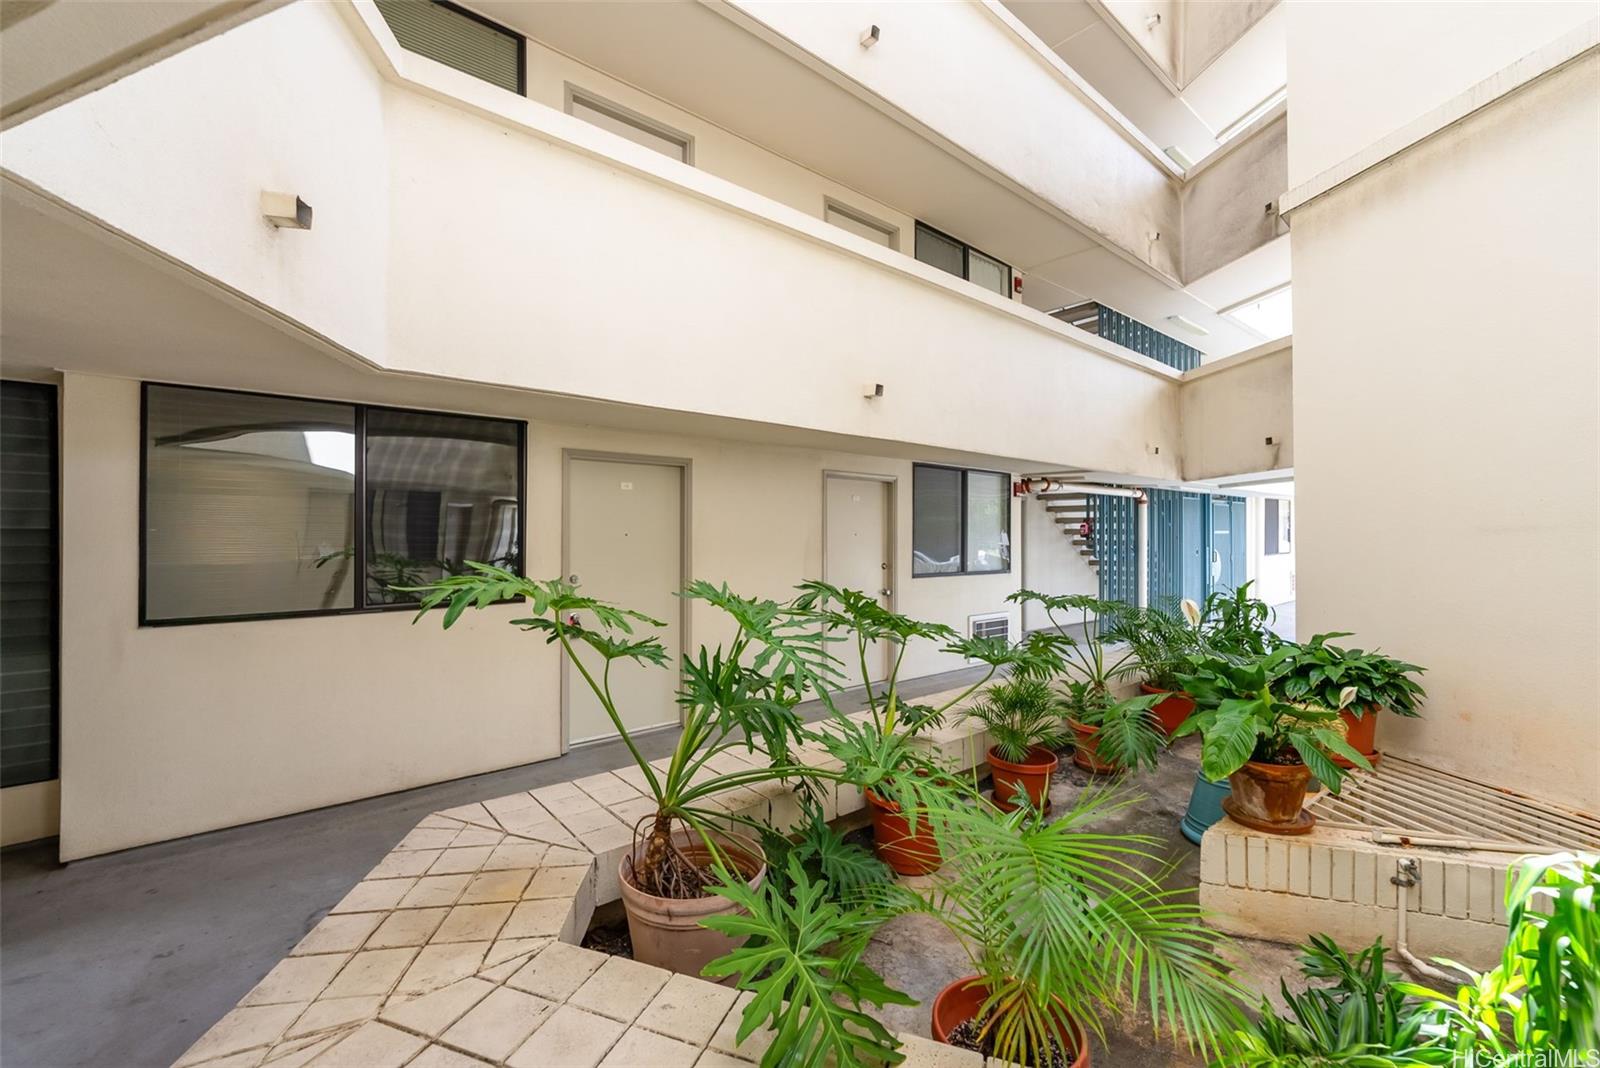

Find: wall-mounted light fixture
[862,382,884,399]
[261,191,312,230]
[860,24,879,49]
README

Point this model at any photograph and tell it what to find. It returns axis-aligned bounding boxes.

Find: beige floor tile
[482,842,549,871]
[433,902,513,943]
[365,907,448,949]
[428,847,495,876]
[541,846,594,867]
[579,824,634,857]
[501,898,574,940]
[506,942,608,1002]
[522,866,588,900]
[598,1027,701,1067]
[303,1021,427,1067]
[175,1003,307,1066]
[330,878,417,915]
[321,948,417,999]
[394,941,489,996]
[609,797,657,827]
[439,986,557,1062]
[483,937,550,971]
[242,954,350,1005]
[259,1031,348,1068]
[293,914,385,956]
[458,868,534,904]
[180,1049,266,1068]
[483,791,548,821]
[506,1005,626,1068]
[368,850,442,880]
[558,807,623,836]
[567,956,671,1023]
[286,996,384,1039]
[636,974,740,1046]
[708,992,773,1062]
[396,828,461,852]
[378,976,495,1037]
[505,820,580,847]
[437,803,494,824]
[398,874,471,909]
[450,827,505,848]
[408,1045,494,1068]
[694,1051,753,1068]
[894,1033,984,1067]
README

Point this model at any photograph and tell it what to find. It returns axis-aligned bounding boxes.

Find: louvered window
[375,0,524,95]
[142,384,524,625]
[1,381,58,788]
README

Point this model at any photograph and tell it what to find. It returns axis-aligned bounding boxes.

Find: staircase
[1036,488,1098,571]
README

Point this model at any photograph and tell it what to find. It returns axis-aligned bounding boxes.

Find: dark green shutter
[1,382,57,787]
[1096,305,1201,371]
[375,1,522,94]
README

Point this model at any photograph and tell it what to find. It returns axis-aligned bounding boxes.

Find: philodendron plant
[1173,652,1372,791]
[408,566,852,899]
[1007,589,1141,698]
[793,581,1065,820]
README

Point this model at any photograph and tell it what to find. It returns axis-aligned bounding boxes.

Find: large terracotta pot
[930,976,1090,1067]
[618,829,765,979]
[1222,761,1315,835]
[866,787,942,875]
[1335,704,1381,768]
[1067,719,1119,774]
[1140,683,1196,736]
[988,745,1058,812]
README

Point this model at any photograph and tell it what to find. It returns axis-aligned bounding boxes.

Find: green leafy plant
[1200,582,1280,659]
[1173,653,1371,792]
[1401,852,1600,1056]
[1277,633,1427,719]
[1008,589,1140,698]
[756,808,893,906]
[1216,936,1445,1066]
[1106,600,1204,692]
[702,857,914,1067]
[795,581,1064,820]
[1064,682,1167,772]
[882,791,1246,1065]
[408,567,852,899]
[962,676,1068,763]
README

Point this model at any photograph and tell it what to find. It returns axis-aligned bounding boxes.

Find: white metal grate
[1308,755,1600,853]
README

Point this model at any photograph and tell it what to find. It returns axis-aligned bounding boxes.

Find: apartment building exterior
[0,0,1588,869]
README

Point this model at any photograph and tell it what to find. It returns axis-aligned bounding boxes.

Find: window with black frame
[914,222,1013,299]
[912,464,1012,576]
[142,384,523,624]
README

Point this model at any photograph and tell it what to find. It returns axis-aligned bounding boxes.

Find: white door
[824,475,893,683]
[566,458,683,744]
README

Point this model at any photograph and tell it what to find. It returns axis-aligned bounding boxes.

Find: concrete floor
[861,734,1303,1066]
[0,669,983,1068]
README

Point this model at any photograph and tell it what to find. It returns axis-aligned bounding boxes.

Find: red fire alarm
[1013,276,1023,294]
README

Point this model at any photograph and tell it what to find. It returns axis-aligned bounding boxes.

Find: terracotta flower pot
[988,745,1058,812]
[1335,704,1381,768]
[866,787,942,875]
[1140,683,1196,736]
[1222,760,1315,835]
[930,976,1090,1067]
[1068,719,1119,774]
[619,829,765,979]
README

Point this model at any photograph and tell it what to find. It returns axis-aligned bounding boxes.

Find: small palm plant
[964,676,1067,762]
[887,791,1247,1065]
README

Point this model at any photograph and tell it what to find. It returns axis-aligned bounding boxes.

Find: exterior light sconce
[860,24,879,49]
[1145,13,1162,30]
[261,191,312,230]
[863,382,884,399]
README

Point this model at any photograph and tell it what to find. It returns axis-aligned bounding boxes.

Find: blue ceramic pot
[1180,770,1232,845]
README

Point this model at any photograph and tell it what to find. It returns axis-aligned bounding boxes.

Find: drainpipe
[1135,495,1149,608]
[1390,858,1466,985]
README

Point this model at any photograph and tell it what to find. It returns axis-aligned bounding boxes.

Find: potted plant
[797,582,1063,874]
[409,567,853,977]
[1197,581,1281,659]
[1107,600,1205,734]
[1278,632,1427,768]
[906,795,1245,1066]
[1062,682,1166,774]
[1174,653,1372,835]
[962,676,1067,812]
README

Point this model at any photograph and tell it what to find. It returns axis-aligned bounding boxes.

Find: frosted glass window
[915,225,964,279]
[964,471,1011,573]
[968,250,1011,298]
[913,465,1012,577]
[825,203,897,248]
[569,93,690,162]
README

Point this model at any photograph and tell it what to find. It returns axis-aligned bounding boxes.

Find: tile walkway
[172,691,1006,1068]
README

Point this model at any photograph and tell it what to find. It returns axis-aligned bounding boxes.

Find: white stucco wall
[1018,495,1100,632]
[0,1,1185,480]
[57,371,1024,859]
[1179,340,1292,481]
[1286,1,1597,186]
[1289,47,1599,812]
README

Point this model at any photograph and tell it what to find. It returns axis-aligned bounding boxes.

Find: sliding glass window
[912,464,1012,577]
[142,385,524,624]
